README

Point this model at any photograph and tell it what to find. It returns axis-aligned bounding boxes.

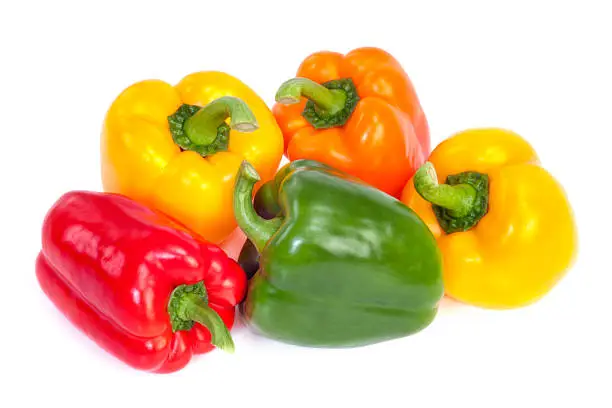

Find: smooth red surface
[36,191,246,373]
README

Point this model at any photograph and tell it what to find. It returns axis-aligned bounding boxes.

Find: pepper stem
[276,77,346,114]
[184,96,258,145]
[233,161,283,252]
[413,162,477,218]
[167,282,235,353]
[178,294,235,353]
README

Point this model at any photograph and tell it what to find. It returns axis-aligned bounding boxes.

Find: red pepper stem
[233,161,283,253]
[177,293,235,353]
[275,77,346,114]
[413,162,477,218]
[184,96,259,146]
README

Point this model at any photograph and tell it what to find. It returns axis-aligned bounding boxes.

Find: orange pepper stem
[233,161,283,252]
[275,78,360,129]
[414,162,477,218]
[276,77,346,114]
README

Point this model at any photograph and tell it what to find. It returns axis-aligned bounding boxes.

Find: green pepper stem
[413,162,478,218]
[177,293,235,353]
[275,77,346,115]
[233,161,283,252]
[184,96,258,146]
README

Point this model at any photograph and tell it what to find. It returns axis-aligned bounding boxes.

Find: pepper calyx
[302,78,359,129]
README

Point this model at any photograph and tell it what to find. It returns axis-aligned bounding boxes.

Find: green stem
[413,162,477,218]
[275,77,346,115]
[184,96,258,145]
[167,282,235,353]
[233,161,283,252]
[177,294,235,353]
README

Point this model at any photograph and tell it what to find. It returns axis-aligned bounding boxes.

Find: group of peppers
[36,47,578,373]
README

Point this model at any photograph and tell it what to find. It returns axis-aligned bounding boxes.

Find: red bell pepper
[35,191,247,373]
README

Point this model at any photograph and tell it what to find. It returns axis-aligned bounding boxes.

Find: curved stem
[413,162,478,218]
[233,161,283,252]
[275,77,346,114]
[177,294,235,353]
[184,96,259,146]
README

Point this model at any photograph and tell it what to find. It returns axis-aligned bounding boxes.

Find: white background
[1,1,610,407]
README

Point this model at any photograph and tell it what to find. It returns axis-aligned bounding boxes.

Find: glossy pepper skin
[36,191,246,373]
[272,47,429,197]
[101,71,284,244]
[233,160,443,347]
[401,128,578,309]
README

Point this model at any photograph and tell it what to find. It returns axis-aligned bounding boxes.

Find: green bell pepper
[234,160,444,347]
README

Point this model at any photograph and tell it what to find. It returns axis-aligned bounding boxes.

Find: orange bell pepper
[401,128,578,309]
[101,72,284,244]
[273,47,429,197]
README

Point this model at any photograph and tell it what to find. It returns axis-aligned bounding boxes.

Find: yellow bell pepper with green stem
[101,72,284,244]
[401,128,578,309]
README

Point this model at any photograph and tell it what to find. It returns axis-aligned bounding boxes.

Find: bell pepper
[233,160,443,347]
[272,47,430,198]
[401,128,578,309]
[35,191,247,373]
[101,71,284,244]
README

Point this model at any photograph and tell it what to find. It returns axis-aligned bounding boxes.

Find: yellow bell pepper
[401,128,578,309]
[101,72,284,244]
